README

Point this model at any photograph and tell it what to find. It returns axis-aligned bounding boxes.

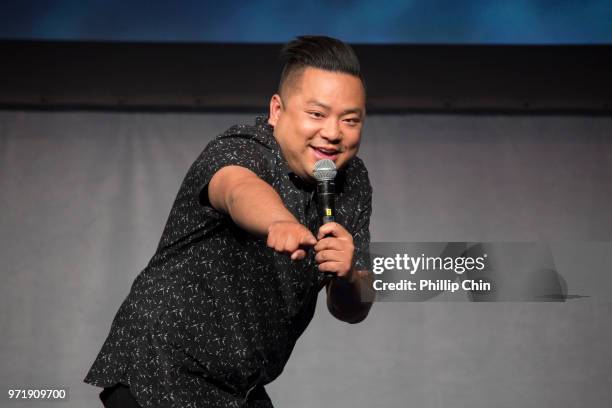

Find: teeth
[317,148,336,154]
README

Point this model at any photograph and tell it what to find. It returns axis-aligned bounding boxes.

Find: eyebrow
[306,100,363,117]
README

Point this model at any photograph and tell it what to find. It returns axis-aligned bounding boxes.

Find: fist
[314,222,355,278]
[267,221,317,260]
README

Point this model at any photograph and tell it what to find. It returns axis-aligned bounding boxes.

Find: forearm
[209,166,297,237]
[327,268,375,324]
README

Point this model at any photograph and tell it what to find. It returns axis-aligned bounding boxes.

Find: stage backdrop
[1,111,611,407]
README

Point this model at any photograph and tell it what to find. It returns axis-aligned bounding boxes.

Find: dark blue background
[2,0,612,44]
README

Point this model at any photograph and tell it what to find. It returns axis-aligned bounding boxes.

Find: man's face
[268,67,366,182]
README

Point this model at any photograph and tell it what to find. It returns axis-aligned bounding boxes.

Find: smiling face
[268,67,366,183]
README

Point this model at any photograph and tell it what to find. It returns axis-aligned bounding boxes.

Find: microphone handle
[317,180,336,279]
[316,180,335,224]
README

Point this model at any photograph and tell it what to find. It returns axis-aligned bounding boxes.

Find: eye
[343,117,361,126]
[307,111,325,119]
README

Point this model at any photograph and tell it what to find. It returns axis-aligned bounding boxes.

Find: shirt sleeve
[351,175,372,273]
[153,134,275,253]
[192,134,275,210]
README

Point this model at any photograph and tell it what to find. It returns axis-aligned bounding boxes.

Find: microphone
[313,159,337,278]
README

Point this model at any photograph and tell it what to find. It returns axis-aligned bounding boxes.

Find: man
[84,35,374,408]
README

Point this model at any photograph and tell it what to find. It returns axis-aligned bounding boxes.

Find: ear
[268,94,282,126]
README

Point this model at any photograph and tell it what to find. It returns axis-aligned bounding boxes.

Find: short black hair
[278,35,365,97]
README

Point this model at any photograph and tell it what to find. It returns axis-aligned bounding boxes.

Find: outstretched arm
[208,165,316,259]
[208,165,375,319]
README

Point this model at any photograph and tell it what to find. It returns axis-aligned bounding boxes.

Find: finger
[299,231,317,247]
[291,249,307,260]
[318,261,351,278]
[314,237,343,252]
[270,234,290,253]
[267,223,280,248]
[317,260,345,274]
[283,234,299,253]
[267,232,275,248]
[317,222,350,240]
[317,222,337,240]
[315,249,344,264]
[315,238,353,256]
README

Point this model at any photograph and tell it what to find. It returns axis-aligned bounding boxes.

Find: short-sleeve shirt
[84,116,372,408]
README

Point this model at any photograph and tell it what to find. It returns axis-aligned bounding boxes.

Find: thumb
[300,232,317,246]
[317,222,337,240]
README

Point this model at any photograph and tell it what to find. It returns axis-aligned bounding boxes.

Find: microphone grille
[313,159,337,181]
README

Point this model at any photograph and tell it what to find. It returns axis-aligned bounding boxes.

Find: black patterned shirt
[84,116,372,408]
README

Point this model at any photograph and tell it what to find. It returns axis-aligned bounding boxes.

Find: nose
[319,118,341,143]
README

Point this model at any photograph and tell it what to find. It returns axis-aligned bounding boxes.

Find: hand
[314,222,355,278]
[267,221,317,260]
